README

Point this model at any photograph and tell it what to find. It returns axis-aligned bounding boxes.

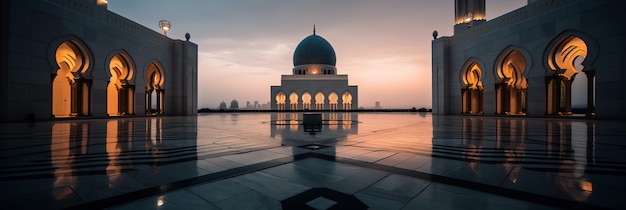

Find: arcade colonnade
[274,91,354,111]
[51,38,167,118]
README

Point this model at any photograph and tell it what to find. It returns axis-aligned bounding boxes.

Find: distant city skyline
[107,0,527,109]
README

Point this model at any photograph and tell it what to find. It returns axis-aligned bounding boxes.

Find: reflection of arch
[107,51,135,116]
[329,92,338,111]
[51,39,92,118]
[461,60,484,115]
[544,31,597,116]
[302,92,312,110]
[145,61,165,115]
[495,48,529,115]
[289,92,299,110]
[275,92,286,110]
[342,92,352,110]
[315,92,325,110]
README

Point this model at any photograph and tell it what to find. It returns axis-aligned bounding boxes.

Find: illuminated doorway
[276,92,286,110]
[342,92,352,110]
[329,92,338,111]
[461,61,484,115]
[107,53,135,116]
[315,92,325,110]
[545,35,594,116]
[145,62,164,115]
[289,92,299,110]
[52,41,91,118]
[495,49,528,115]
[302,92,312,110]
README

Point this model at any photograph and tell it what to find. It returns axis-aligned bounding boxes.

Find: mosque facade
[432,0,626,119]
[271,30,358,111]
[0,0,198,121]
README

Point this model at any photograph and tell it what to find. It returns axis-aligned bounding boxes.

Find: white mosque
[432,0,626,119]
[271,28,358,111]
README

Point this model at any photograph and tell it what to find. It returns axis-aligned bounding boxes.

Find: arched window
[107,53,135,116]
[52,41,91,118]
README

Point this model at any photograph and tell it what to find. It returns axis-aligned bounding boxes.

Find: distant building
[230,100,239,110]
[271,28,358,111]
[219,101,227,110]
[432,0,625,119]
[0,0,198,121]
[375,101,382,109]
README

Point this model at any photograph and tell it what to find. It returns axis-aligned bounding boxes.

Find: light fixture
[158,20,171,37]
[463,12,474,28]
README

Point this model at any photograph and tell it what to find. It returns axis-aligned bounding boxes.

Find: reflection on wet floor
[0,113,625,209]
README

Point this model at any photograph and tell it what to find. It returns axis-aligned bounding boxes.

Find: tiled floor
[1,113,625,209]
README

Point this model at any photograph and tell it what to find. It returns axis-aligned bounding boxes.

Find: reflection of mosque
[270,113,358,146]
[49,118,198,193]
[431,116,599,202]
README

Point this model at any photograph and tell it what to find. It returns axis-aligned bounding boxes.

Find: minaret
[454,0,486,33]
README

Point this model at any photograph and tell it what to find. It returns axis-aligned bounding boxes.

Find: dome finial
[313,24,316,35]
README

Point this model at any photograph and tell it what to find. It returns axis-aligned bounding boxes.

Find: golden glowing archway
[145,62,165,115]
[495,49,528,115]
[275,92,286,110]
[546,36,588,115]
[302,92,312,110]
[342,92,352,110]
[329,92,339,111]
[289,92,299,110]
[107,53,135,116]
[315,92,325,110]
[52,41,91,118]
[461,61,484,115]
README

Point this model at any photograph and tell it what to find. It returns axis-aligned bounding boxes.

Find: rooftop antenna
[313,24,316,35]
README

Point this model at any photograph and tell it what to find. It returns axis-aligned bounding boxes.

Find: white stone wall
[1,0,198,121]
[432,0,626,119]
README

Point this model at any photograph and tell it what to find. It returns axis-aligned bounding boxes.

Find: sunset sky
[107,0,527,109]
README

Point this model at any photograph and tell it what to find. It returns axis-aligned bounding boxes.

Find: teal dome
[293,34,336,66]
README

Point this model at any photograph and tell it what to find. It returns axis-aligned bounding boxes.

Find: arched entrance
[289,92,299,110]
[342,92,352,110]
[145,62,164,115]
[52,41,91,118]
[495,49,528,115]
[545,35,594,116]
[461,61,484,115]
[107,53,135,116]
[329,92,339,111]
[302,92,312,110]
[315,92,325,110]
[275,92,286,110]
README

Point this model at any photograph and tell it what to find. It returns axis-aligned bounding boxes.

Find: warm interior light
[162,26,169,31]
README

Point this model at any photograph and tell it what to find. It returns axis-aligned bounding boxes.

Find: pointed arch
[289,92,299,110]
[49,36,93,118]
[145,60,165,115]
[106,50,136,116]
[460,59,484,115]
[301,91,312,110]
[328,92,339,111]
[544,30,598,116]
[342,92,353,110]
[275,92,286,111]
[315,92,325,110]
[494,46,531,115]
